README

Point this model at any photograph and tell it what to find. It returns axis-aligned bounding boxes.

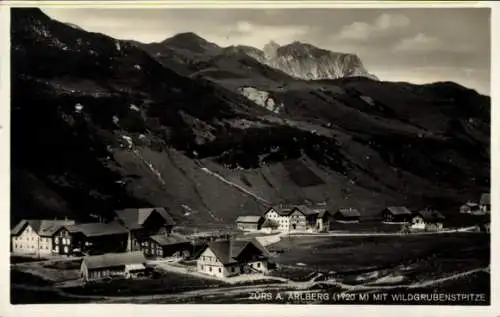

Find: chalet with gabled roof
[410,209,446,231]
[144,233,192,259]
[11,219,75,256]
[195,238,271,278]
[80,251,147,283]
[334,208,361,223]
[235,215,264,231]
[263,204,320,232]
[63,222,129,255]
[113,207,176,252]
[382,206,412,223]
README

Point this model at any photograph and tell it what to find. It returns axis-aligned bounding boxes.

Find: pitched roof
[317,209,331,218]
[480,193,490,205]
[336,208,361,218]
[82,251,146,270]
[197,239,269,265]
[65,222,128,237]
[236,215,263,223]
[265,205,320,217]
[115,207,176,230]
[11,219,75,237]
[385,206,412,215]
[149,233,190,246]
[416,209,446,222]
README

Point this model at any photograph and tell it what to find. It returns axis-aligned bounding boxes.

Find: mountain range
[10,8,490,228]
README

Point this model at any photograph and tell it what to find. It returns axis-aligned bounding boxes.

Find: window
[231,267,235,273]
[257,263,261,268]
[14,244,17,248]
[201,265,204,270]
[218,268,222,273]
[209,267,212,272]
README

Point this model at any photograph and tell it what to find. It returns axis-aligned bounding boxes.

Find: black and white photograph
[4,1,493,310]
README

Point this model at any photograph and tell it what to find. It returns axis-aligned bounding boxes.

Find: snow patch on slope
[239,87,284,114]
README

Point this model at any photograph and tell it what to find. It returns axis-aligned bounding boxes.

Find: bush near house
[262,218,280,230]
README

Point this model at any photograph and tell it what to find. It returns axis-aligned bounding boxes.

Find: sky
[42,8,491,95]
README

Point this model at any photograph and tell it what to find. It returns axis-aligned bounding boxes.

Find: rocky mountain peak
[161,32,220,54]
[263,40,280,59]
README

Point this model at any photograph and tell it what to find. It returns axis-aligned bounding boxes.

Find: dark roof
[336,208,361,218]
[196,238,270,265]
[416,209,446,222]
[317,209,332,218]
[115,207,176,230]
[480,193,490,205]
[384,206,412,215]
[149,233,190,246]
[11,219,75,237]
[65,222,128,237]
[82,251,146,270]
[236,215,263,223]
[265,205,320,217]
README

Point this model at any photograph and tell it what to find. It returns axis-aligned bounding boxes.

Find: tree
[262,218,279,230]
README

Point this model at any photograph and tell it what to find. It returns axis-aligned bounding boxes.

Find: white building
[196,239,271,278]
[10,219,75,256]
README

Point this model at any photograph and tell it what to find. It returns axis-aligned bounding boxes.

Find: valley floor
[10,231,490,305]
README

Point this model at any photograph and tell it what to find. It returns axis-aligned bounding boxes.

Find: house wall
[237,222,259,231]
[289,210,307,231]
[11,224,47,255]
[246,260,269,273]
[410,216,426,230]
[264,209,291,232]
[38,236,53,255]
[84,265,126,281]
[196,248,228,277]
[53,229,72,255]
[383,210,410,223]
[425,223,443,232]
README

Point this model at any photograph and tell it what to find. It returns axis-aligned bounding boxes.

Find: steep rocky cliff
[228,41,377,80]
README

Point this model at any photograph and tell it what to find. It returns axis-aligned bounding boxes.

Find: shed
[334,208,361,222]
[146,233,192,258]
[235,215,264,231]
[382,206,412,223]
[80,251,147,282]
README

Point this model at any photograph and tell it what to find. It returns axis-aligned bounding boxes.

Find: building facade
[382,207,412,223]
[263,205,321,232]
[143,234,192,259]
[11,219,75,256]
[410,209,445,231]
[80,251,147,283]
[196,239,271,278]
[334,208,361,223]
[235,215,264,231]
[113,207,176,252]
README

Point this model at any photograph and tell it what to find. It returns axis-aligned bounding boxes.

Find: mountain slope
[11,8,490,228]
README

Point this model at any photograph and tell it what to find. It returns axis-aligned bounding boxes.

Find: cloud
[215,20,311,48]
[336,13,410,41]
[392,33,475,55]
[393,33,443,52]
